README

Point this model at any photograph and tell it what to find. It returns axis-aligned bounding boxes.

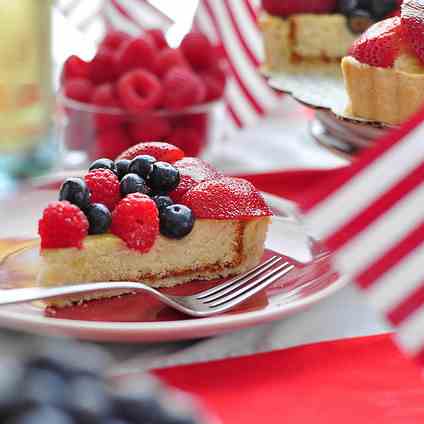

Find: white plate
[0,190,348,342]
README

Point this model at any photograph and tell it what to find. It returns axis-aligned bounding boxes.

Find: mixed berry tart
[37,142,272,307]
[260,0,399,72]
[342,0,424,125]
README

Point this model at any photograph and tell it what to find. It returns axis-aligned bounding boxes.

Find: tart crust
[342,55,424,125]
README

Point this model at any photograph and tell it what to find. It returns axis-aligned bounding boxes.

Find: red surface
[155,334,424,423]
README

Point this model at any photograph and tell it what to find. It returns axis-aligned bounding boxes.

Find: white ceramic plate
[0,189,348,342]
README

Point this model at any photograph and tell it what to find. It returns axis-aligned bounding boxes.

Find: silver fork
[0,256,295,317]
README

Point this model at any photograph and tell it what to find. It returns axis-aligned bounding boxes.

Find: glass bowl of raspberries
[59,29,227,168]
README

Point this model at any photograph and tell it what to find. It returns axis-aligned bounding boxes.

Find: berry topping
[128,155,156,178]
[154,48,189,78]
[95,126,132,160]
[111,193,159,252]
[147,162,180,193]
[348,9,374,34]
[180,32,217,70]
[89,47,116,85]
[145,29,168,50]
[59,178,90,209]
[115,159,131,180]
[39,201,89,249]
[152,195,173,212]
[159,204,195,239]
[62,55,90,82]
[84,169,121,211]
[402,0,424,65]
[117,69,163,113]
[349,17,402,68]
[163,67,206,110]
[117,142,184,163]
[181,177,272,220]
[85,203,112,235]
[64,78,94,103]
[114,36,157,75]
[128,114,172,142]
[89,158,116,173]
[262,0,337,17]
[120,173,150,197]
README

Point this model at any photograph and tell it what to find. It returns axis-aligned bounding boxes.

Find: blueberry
[160,205,194,239]
[370,0,397,19]
[148,162,180,194]
[59,178,90,209]
[7,407,74,424]
[152,195,173,213]
[85,204,111,235]
[113,392,164,423]
[337,0,358,14]
[128,155,156,179]
[120,173,150,197]
[347,9,373,33]
[64,376,111,423]
[21,369,66,408]
[115,159,131,180]
[89,158,115,173]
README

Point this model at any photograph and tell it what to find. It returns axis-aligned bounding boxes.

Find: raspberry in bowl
[59,29,226,168]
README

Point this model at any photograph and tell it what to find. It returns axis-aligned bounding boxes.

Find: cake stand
[263,67,395,160]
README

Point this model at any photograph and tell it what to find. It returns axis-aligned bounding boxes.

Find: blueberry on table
[115,159,131,180]
[160,205,195,239]
[120,173,150,197]
[152,195,173,213]
[348,9,373,33]
[85,203,111,235]
[128,155,156,179]
[89,158,116,173]
[148,162,180,194]
[59,178,90,209]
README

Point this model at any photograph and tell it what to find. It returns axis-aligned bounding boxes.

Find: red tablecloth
[156,334,424,423]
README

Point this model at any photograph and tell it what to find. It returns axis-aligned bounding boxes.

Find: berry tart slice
[260,0,398,72]
[342,0,424,125]
[37,142,272,307]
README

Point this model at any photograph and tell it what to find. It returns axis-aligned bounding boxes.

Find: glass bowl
[57,92,223,169]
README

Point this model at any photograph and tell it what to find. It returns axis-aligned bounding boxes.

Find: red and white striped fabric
[301,111,424,366]
[194,0,281,130]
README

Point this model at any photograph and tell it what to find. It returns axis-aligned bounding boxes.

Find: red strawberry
[170,157,223,202]
[262,0,337,17]
[401,0,424,64]
[181,177,272,220]
[349,17,402,68]
[128,115,171,142]
[117,141,185,163]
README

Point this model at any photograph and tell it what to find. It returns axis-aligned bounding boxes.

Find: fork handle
[0,282,150,305]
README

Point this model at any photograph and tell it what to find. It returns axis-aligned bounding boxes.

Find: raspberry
[114,37,157,75]
[128,114,171,142]
[38,201,88,249]
[200,64,227,101]
[84,169,121,211]
[64,78,94,103]
[117,141,184,163]
[94,126,132,161]
[163,67,206,110]
[62,55,90,82]
[180,32,217,70]
[89,47,116,85]
[145,29,168,50]
[100,30,130,50]
[91,83,124,130]
[154,48,189,78]
[117,69,163,113]
[111,193,159,252]
[169,127,204,157]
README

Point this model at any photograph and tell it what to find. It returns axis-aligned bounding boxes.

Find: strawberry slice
[401,0,424,64]
[181,177,272,220]
[349,17,402,68]
[116,142,184,163]
[170,157,223,202]
[262,0,337,17]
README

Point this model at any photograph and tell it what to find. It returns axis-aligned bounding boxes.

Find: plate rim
[0,193,349,340]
